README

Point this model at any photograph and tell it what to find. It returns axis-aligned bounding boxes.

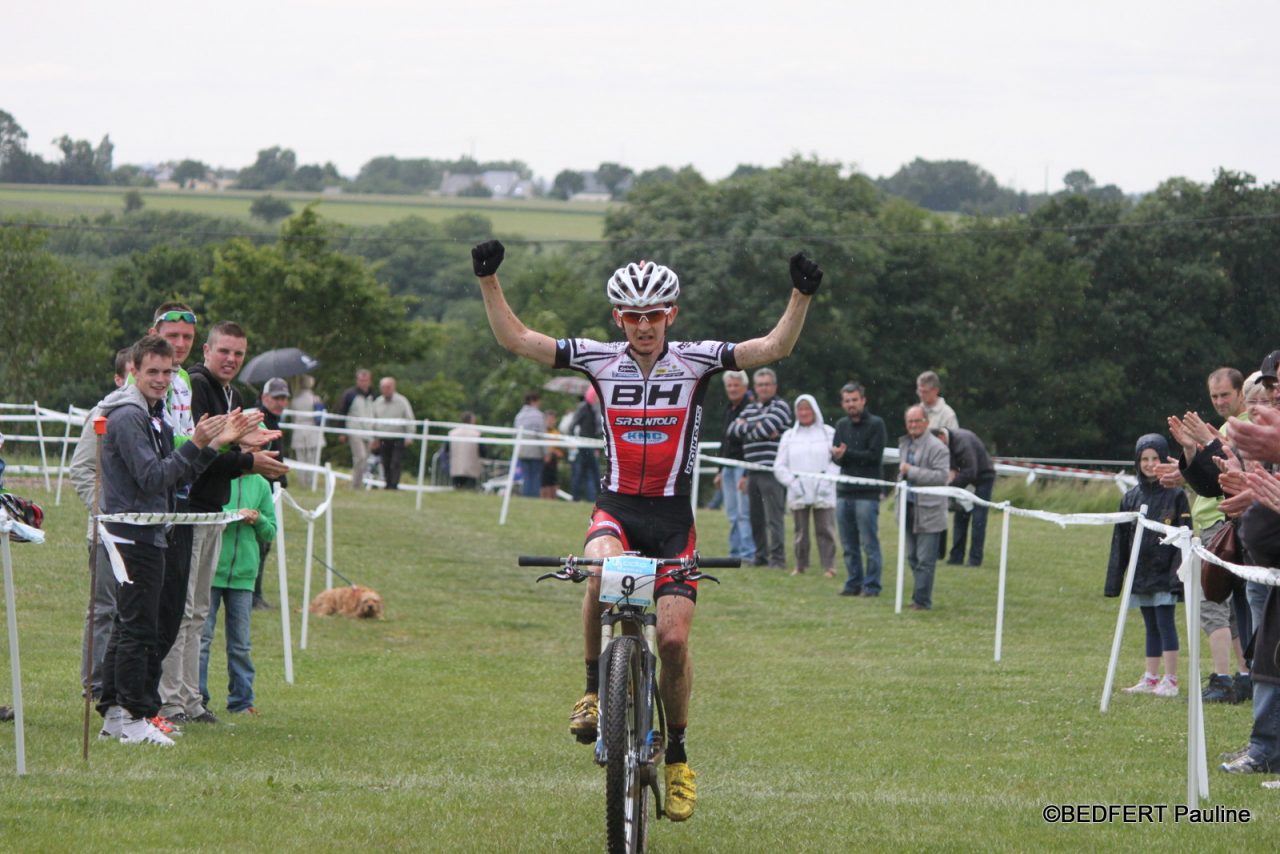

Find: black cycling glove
[472,240,505,277]
[789,253,823,295]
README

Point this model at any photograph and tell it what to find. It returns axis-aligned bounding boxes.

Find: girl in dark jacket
[1106,434,1192,697]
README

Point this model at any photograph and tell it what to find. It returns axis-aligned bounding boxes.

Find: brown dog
[308,585,384,619]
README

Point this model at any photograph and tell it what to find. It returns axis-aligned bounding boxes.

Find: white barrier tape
[94,511,241,585]
[1191,542,1280,587]
[278,485,334,523]
[0,518,44,545]
[95,523,135,584]
[96,511,244,526]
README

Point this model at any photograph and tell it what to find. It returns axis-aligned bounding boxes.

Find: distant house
[569,170,632,202]
[438,170,535,199]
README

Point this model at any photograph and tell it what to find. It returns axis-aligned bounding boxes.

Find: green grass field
[0,184,609,242]
[0,482,1272,852]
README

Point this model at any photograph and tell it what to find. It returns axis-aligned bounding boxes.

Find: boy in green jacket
[199,473,276,715]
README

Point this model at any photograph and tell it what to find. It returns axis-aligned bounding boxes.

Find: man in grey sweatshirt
[93,336,247,746]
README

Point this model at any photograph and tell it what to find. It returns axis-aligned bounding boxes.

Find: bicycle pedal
[574,729,596,745]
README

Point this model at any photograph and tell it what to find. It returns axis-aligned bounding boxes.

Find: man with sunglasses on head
[471,240,824,823]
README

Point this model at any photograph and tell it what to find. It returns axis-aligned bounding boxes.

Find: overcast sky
[5,0,1276,193]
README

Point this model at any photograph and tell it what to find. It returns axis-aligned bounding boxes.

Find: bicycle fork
[593,610,663,774]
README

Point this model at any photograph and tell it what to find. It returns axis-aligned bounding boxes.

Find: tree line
[2,107,1128,213]
[4,157,1277,462]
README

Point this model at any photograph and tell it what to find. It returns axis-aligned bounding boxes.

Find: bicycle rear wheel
[603,635,649,854]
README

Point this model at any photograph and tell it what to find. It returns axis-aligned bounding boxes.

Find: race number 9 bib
[599,556,658,607]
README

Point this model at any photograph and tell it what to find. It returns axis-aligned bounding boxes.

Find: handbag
[1201,520,1239,604]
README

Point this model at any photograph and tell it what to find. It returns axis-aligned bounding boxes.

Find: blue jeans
[1248,680,1280,769]
[721,466,755,560]
[199,587,256,712]
[571,450,600,502]
[519,458,543,498]
[906,529,941,609]
[837,496,882,594]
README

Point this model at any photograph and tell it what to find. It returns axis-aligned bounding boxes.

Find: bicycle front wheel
[603,635,649,854]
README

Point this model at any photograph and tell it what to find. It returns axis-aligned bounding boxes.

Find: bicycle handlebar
[518,554,742,569]
[517,556,567,567]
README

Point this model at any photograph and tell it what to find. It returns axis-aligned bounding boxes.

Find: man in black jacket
[934,426,996,567]
[158,321,288,725]
[831,382,886,595]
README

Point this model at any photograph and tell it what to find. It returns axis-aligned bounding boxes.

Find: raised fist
[789,253,823,295]
[472,240,505,277]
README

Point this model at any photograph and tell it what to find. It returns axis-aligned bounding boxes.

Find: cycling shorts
[585,492,698,602]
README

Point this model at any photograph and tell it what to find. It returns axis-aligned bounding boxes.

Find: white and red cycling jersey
[554,338,737,497]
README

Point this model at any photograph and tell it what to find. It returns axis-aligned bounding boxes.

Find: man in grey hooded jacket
[94,336,248,746]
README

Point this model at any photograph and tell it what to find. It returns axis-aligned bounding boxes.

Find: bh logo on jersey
[608,383,684,407]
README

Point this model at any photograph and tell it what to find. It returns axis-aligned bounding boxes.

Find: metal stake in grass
[81,415,106,762]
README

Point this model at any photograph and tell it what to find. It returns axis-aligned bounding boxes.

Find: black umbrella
[240,348,321,385]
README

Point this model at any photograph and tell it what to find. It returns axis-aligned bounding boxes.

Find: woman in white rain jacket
[773,393,839,576]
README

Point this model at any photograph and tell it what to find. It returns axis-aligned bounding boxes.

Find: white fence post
[274,483,294,685]
[1100,505,1146,712]
[415,419,431,512]
[324,463,335,591]
[32,401,51,492]
[54,405,75,506]
[1,535,27,775]
[895,481,907,614]
[499,428,523,526]
[994,504,1012,661]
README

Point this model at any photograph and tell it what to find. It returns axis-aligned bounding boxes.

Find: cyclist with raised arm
[472,240,823,822]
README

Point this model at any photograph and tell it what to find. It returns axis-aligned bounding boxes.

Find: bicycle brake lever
[535,572,562,583]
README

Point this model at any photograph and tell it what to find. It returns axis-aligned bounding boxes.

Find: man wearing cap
[250,378,291,609]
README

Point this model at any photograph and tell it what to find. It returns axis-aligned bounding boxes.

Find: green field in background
[0,184,610,242]
[0,479,1269,851]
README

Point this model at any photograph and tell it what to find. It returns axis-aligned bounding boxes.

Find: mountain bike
[518,551,740,854]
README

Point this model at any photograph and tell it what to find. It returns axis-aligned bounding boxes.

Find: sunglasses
[153,310,197,325]
[618,307,673,325]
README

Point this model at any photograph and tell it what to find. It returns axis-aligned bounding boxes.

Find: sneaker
[664,762,697,822]
[1220,752,1268,774]
[1202,674,1236,704]
[1233,673,1253,704]
[1220,744,1250,762]
[569,693,598,744]
[839,588,861,597]
[823,569,836,578]
[120,716,175,747]
[252,596,272,611]
[191,710,219,724]
[1121,674,1160,694]
[150,715,183,737]
[0,705,14,722]
[1154,675,1179,698]
[98,705,124,740]
[861,590,880,598]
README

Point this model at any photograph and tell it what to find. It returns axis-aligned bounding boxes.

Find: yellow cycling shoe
[664,762,697,822]
[569,692,598,743]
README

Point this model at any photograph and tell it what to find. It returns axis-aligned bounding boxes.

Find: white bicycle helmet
[606,261,680,307]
